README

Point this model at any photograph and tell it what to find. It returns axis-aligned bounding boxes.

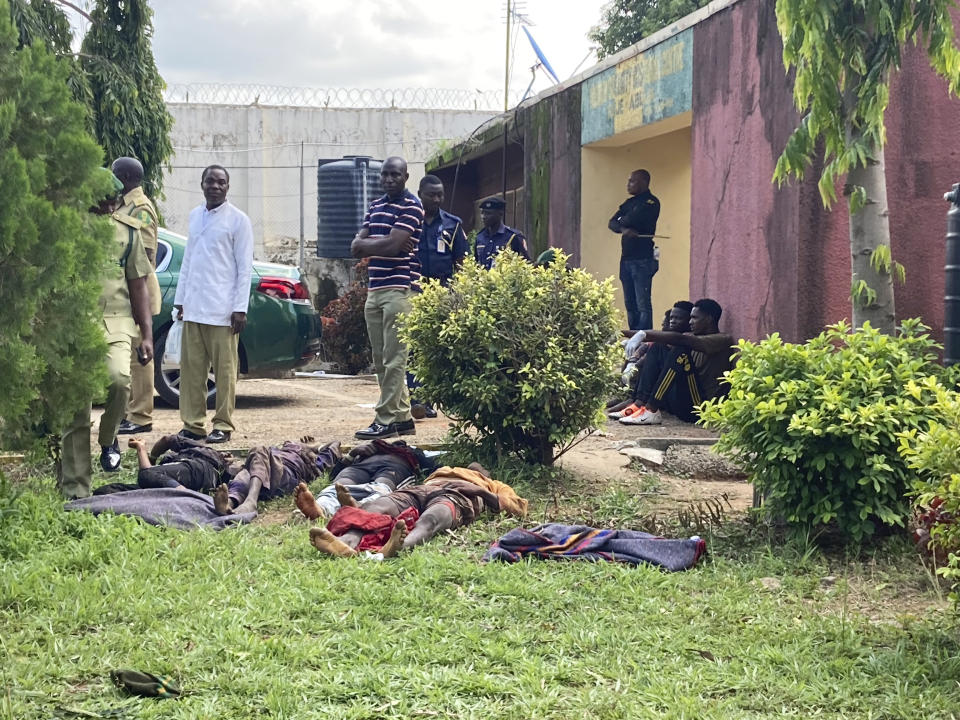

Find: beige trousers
[125,345,155,426]
[179,321,238,435]
[364,288,412,425]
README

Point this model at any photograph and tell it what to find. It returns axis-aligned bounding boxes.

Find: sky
[69,0,611,102]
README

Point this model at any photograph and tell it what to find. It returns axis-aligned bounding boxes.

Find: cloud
[149,0,605,94]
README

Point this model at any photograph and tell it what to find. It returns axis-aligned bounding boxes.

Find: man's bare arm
[127,438,152,470]
[643,330,714,352]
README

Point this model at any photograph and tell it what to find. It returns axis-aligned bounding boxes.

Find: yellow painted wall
[580,124,692,329]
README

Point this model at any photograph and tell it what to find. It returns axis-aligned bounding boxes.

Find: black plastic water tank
[317,156,383,258]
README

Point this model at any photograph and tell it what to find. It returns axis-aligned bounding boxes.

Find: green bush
[400,251,620,465]
[699,320,947,542]
[0,3,113,450]
[899,375,960,601]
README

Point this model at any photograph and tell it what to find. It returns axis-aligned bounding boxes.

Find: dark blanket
[65,488,256,530]
[483,523,706,571]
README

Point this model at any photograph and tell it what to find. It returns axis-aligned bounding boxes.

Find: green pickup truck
[153,228,321,407]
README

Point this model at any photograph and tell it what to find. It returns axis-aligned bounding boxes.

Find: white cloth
[174,201,254,326]
[624,329,647,358]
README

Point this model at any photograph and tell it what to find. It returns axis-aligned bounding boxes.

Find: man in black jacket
[608,169,661,331]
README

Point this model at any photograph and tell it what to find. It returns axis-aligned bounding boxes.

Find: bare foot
[213,483,231,515]
[335,483,359,508]
[300,435,315,444]
[127,437,144,451]
[293,482,322,521]
[309,527,357,558]
[380,520,408,558]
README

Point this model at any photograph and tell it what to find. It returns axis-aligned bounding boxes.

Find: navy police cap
[479,196,506,210]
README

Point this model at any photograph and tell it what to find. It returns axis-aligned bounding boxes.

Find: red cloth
[326,505,419,552]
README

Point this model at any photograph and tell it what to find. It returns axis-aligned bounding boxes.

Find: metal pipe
[943,183,960,366]
[501,120,508,204]
[298,140,305,269]
[504,0,511,113]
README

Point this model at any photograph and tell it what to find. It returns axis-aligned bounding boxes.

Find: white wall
[160,103,497,260]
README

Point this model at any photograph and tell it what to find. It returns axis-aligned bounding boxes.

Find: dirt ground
[93,375,752,514]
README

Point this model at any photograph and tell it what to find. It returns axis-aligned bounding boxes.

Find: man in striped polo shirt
[351,156,424,439]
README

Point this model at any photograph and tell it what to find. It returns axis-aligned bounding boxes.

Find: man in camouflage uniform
[59,171,155,499]
[112,157,162,436]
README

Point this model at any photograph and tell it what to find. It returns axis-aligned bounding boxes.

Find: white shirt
[174,201,254,326]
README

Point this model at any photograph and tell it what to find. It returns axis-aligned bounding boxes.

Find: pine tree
[0,0,113,449]
[81,0,172,197]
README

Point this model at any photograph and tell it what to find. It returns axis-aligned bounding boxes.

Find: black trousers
[138,458,220,492]
[633,345,703,423]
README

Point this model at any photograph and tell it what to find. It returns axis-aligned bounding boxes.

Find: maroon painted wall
[691,0,804,342]
[691,0,960,343]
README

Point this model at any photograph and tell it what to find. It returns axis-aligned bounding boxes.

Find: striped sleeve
[395,202,424,234]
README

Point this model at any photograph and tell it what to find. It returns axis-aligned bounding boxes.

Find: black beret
[479,196,506,210]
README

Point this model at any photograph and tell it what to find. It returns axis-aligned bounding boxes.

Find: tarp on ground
[65,488,256,530]
[484,523,706,571]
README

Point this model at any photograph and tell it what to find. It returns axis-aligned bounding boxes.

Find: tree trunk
[846,137,896,334]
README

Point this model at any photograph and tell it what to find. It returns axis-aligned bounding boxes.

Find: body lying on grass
[294,464,528,559]
[306,439,436,518]
[126,435,339,514]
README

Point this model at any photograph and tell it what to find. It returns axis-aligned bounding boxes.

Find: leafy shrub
[899,375,960,601]
[699,320,947,542]
[0,8,113,450]
[319,259,371,375]
[400,251,620,465]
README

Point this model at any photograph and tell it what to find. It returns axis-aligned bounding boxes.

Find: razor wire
[164,84,523,111]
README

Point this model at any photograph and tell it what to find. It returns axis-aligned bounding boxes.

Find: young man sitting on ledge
[616,298,734,426]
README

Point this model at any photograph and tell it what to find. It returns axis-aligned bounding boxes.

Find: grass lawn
[1,458,958,720]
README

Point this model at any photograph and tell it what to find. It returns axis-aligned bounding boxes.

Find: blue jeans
[620,257,658,330]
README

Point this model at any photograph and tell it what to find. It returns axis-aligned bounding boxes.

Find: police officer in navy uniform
[407,175,469,420]
[416,175,468,286]
[474,196,531,269]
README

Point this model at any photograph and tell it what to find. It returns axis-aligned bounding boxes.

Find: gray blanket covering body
[65,488,256,530]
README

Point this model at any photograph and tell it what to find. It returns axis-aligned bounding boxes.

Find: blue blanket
[483,523,706,571]
[65,488,256,530]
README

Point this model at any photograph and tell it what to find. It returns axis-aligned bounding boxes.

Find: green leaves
[80,1,172,199]
[400,252,620,465]
[0,0,110,449]
[588,0,711,59]
[699,320,947,543]
[899,377,960,600]
[774,0,960,212]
